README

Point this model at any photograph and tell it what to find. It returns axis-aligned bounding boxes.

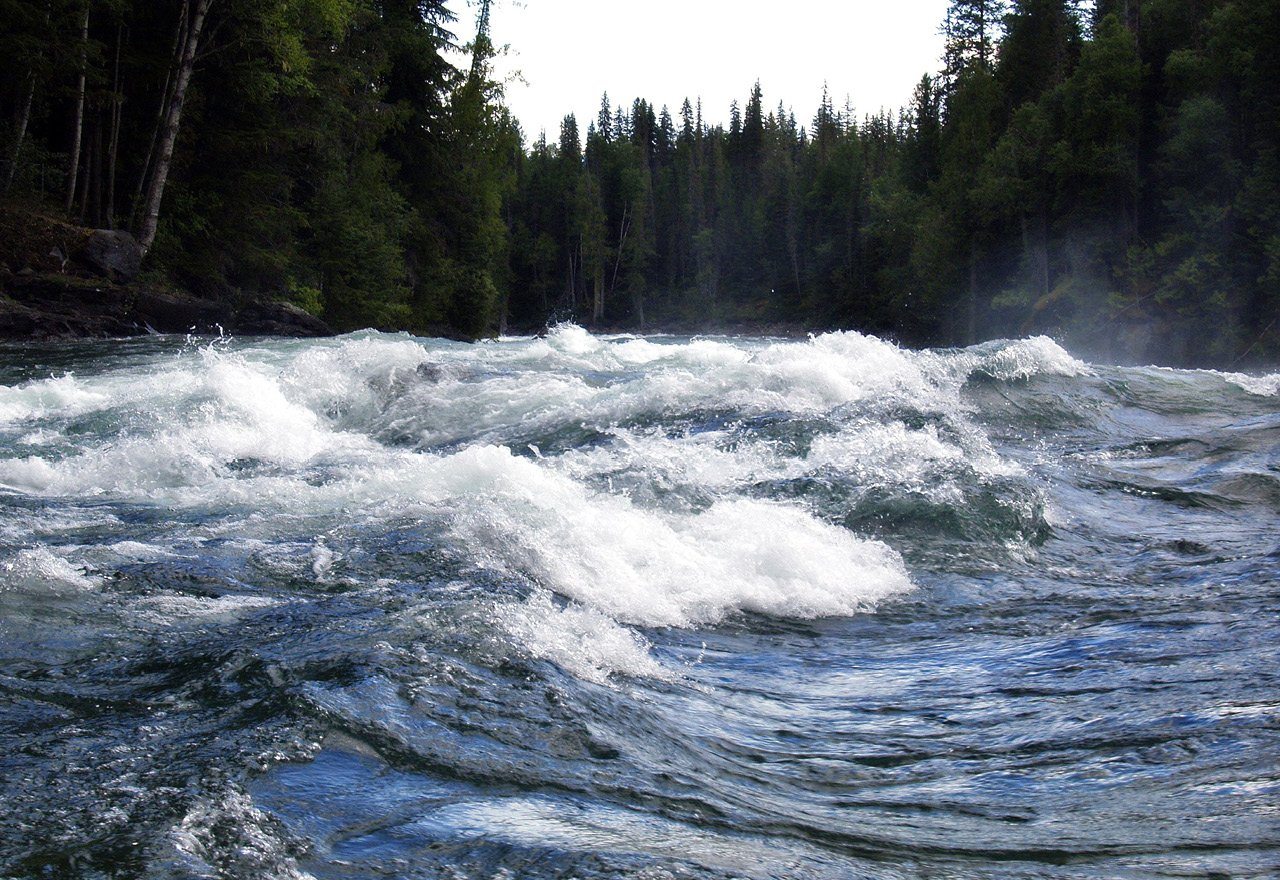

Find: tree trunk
[105,23,122,228]
[968,239,978,345]
[3,73,36,195]
[606,205,631,321]
[137,0,211,254]
[1036,209,1050,302]
[90,110,104,225]
[592,262,604,323]
[65,1,90,215]
[564,243,576,312]
[131,3,187,229]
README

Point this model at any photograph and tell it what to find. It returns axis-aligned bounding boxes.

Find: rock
[232,300,334,337]
[77,229,144,282]
[133,289,234,334]
[0,272,336,341]
[0,277,142,339]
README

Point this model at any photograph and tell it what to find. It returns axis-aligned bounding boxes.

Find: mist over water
[1,326,1277,879]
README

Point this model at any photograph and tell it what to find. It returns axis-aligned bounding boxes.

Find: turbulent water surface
[0,326,1277,879]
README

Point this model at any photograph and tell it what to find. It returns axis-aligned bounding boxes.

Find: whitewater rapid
[2,326,1277,880]
[0,326,1067,680]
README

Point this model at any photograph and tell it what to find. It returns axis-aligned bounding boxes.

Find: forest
[2,0,1278,364]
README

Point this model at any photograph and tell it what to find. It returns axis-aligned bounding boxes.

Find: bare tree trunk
[137,0,212,254]
[131,4,186,229]
[968,239,979,345]
[90,110,104,225]
[105,23,122,228]
[604,205,631,322]
[592,261,604,323]
[76,129,90,221]
[3,73,36,195]
[1036,209,1050,302]
[65,1,90,215]
[564,243,576,312]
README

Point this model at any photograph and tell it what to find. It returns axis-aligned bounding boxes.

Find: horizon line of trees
[504,0,1279,364]
[3,1,1278,365]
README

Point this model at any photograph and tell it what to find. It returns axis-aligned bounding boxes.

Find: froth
[0,546,100,593]
[168,788,316,880]
[0,374,107,424]
[1217,371,1280,397]
[932,336,1090,383]
[373,328,950,450]
[0,329,946,684]
[132,593,281,625]
[441,446,911,629]
[497,592,673,685]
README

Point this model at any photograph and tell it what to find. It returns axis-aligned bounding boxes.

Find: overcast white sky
[449,0,951,143]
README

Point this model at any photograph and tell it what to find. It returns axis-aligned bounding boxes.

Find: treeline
[0,0,517,337]
[3,1,1278,363]
[506,0,1280,363]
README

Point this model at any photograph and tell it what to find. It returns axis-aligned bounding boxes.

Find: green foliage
[2,0,1276,361]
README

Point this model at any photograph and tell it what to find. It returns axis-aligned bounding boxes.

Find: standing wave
[1,328,1276,880]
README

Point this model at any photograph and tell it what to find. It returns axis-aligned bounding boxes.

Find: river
[1,326,1277,878]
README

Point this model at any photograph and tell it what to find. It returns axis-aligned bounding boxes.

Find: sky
[449,0,952,143]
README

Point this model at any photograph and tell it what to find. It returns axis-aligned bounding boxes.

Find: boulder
[1,276,142,339]
[77,229,144,282]
[232,300,334,337]
[133,289,234,334]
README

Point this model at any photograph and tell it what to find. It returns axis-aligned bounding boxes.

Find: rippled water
[1,326,1277,879]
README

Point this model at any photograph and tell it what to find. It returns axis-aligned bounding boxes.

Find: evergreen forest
[2,0,1278,364]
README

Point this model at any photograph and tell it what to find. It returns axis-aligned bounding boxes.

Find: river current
[0,326,1277,879]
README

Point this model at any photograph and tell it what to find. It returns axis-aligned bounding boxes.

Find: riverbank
[0,206,333,340]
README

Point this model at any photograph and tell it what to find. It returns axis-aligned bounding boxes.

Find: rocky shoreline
[0,271,334,340]
[0,207,334,341]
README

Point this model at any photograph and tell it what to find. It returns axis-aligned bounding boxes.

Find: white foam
[0,546,100,593]
[545,321,603,356]
[377,328,946,449]
[0,353,379,498]
[809,420,1022,485]
[132,593,280,624]
[0,360,212,428]
[551,419,1019,505]
[17,428,63,446]
[435,446,911,629]
[0,374,107,423]
[930,336,1090,383]
[0,329,944,683]
[1218,371,1280,397]
[311,541,336,580]
[168,788,316,880]
[1141,364,1280,398]
[277,333,437,424]
[106,540,176,561]
[497,592,673,685]
[551,425,793,495]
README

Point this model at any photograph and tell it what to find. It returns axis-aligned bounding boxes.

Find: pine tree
[998,0,1084,108]
[943,0,1005,87]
